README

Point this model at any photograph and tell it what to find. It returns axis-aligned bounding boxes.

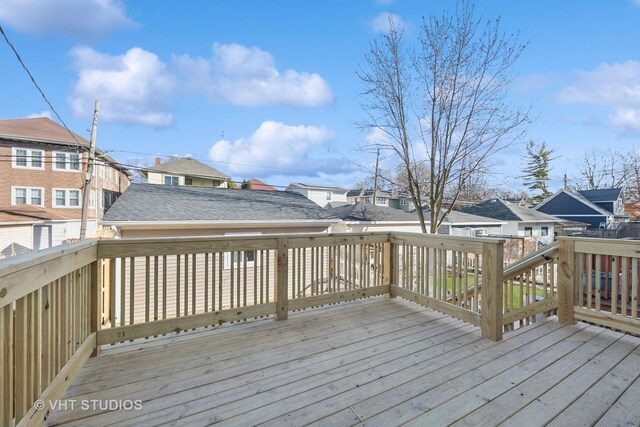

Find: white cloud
[208,121,336,176]
[173,43,333,106]
[0,0,137,38]
[371,12,406,33]
[558,61,640,134]
[26,111,52,119]
[68,46,175,127]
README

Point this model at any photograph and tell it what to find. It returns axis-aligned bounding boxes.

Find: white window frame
[326,191,332,200]
[11,186,44,206]
[52,151,82,172]
[164,175,180,186]
[223,232,262,269]
[400,199,408,206]
[541,226,549,236]
[12,147,45,170]
[524,226,533,236]
[52,188,82,208]
[376,197,386,204]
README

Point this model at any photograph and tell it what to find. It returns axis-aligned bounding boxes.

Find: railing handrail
[502,241,559,282]
[0,239,98,308]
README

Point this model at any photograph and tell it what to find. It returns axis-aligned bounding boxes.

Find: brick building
[0,117,131,257]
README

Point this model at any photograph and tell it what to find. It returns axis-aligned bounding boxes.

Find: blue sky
[1,0,639,191]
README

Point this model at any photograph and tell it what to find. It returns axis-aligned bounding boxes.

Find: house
[0,117,131,256]
[433,210,505,238]
[249,178,277,191]
[101,183,334,238]
[144,157,231,188]
[535,188,629,230]
[346,189,415,212]
[286,183,348,207]
[323,202,424,233]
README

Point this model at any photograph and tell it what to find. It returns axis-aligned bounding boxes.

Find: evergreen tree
[240,179,252,189]
[520,141,556,203]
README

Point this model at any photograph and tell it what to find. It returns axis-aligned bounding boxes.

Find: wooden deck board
[45,297,640,427]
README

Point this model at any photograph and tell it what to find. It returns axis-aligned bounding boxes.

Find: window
[541,226,548,236]
[326,191,331,200]
[224,232,262,269]
[524,227,533,236]
[376,197,386,204]
[12,147,44,170]
[53,151,81,172]
[475,229,487,237]
[52,189,82,208]
[185,178,193,185]
[400,199,407,206]
[164,175,180,185]
[12,187,44,206]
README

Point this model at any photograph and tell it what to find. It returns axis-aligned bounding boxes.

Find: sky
[0,0,639,192]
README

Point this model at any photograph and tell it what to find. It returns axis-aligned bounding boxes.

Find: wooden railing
[387,232,504,340]
[558,237,640,335]
[0,241,100,427]
[10,232,640,425]
[502,242,559,332]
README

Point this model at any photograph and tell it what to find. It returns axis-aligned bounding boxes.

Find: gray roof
[577,188,623,202]
[322,202,420,222]
[442,210,505,224]
[461,199,560,223]
[102,184,328,222]
[287,182,348,193]
[535,189,613,216]
[147,157,230,180]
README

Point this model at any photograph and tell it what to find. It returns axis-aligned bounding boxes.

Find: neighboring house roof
[535,189,613,216]
[577,188,623,203]
[287,183,348,193]
[0,117,132,176]
[322,202,420,222]
[102,184,330,222]
[461,199,560,223]
[440,210,506,225]
[146,157,230,180]
[249,179,277,191]
[0,206,81,222]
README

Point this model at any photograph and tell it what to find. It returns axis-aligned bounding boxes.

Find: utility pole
[80,100,99,240]
[563,173,568,189]
[372,149,380,205]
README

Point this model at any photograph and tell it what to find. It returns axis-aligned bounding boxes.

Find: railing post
[383,239,396,299]
[90,259,101,356]
[275,238,289,320]
[481,240,503,341]
[558,238,576,325]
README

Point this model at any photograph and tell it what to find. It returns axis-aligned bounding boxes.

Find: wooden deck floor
[46,297,640,427]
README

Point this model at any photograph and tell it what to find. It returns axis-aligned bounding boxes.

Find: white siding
[0,224,33,258]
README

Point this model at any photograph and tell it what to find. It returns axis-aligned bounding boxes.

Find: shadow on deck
[46,297,640,426]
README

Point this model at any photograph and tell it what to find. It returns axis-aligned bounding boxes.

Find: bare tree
[359,2,529,233]
[358,16,428,231]
[576,149,628,190]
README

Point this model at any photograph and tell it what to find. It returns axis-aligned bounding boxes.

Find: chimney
[155,157,162,166]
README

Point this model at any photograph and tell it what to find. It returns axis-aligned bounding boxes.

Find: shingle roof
[287,183,348,193]
[147,157,230,180]
[441,210,505,224]
[0,117,88,146]
[322,202,420,222]
[249,179,276,191]
[460,199,559,222]
[102,184,329,222]
[0,117,132,176]
[577,188,623,202]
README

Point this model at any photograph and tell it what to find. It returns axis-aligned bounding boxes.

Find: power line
[0,24,84,151]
